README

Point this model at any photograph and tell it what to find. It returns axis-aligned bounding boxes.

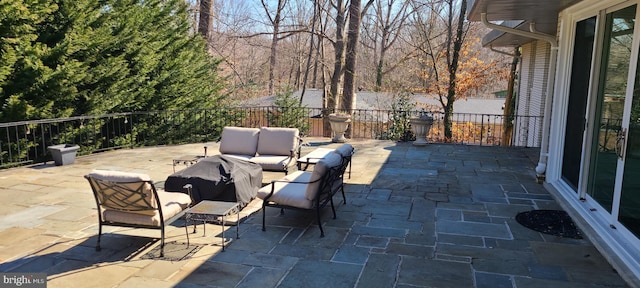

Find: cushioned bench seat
[258,150,351,237]
[219,126,301,174]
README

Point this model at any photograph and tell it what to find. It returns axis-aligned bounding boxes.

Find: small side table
[185,200,240,251]
[172,155,205,172]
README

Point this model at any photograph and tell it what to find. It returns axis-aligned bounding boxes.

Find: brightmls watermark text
[0,273,46,288]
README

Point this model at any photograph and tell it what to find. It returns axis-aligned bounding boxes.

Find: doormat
[515,210,583,239]
[140,241,203,261]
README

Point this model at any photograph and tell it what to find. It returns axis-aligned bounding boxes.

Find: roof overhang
[467,0,584,47]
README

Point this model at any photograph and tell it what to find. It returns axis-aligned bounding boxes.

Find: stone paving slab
[0,139,632,287]
[278,259,362,288]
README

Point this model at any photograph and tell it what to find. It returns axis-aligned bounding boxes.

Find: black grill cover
[165,155,262,206]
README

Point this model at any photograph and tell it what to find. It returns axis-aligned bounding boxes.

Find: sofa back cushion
[257,127,299,156]
[219,127,260,156]
[305,152,342,201]
[334,144,354,157]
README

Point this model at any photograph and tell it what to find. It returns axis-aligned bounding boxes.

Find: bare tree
[443,0,467,139]
[263,0,287,96]
[406,0,471,140]
[342,0,374,112]
[372,0,412,90]
[328,0,348,112]
[299,0,319,104]
[200,0,508,114]
[502,47,520,146]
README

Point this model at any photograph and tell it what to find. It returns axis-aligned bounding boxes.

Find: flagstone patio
[0,138,631,287]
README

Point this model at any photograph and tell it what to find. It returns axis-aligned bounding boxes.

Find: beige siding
[514,40,549,147]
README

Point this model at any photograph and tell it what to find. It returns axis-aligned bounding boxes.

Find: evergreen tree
[267,89,310,135]
[0,0,225,122]
[0,0,61,120]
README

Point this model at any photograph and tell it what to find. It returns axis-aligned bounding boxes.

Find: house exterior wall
[514,41,548,147]
[544,0,640,284]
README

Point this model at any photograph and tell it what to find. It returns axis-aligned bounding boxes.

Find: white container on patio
[48,144,80,166]
[328,113,352,143]
[410,115,434,146]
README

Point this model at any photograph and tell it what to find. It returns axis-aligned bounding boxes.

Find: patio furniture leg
[262,204,267,232]
[185,222,190,248]
[316,205,325,238]
[96,223,102,251]
[330,197,337,219]
[160,226,165,257]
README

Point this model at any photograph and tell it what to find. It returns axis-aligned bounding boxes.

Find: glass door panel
[589,5,636,213]
[563,17,596,190]
[619,62,640,237]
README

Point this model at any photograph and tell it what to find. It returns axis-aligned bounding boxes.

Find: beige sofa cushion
[88,169,152,182]
[257,127,299,156]
[219,127,260,156]
[283,170,343,192]
[257,152,342,210]
[297,148,333,164]
[102,190,191,226]
[250,155,292,171]
[304,152,342,201]
[334,144,354,157]
[222,154,254,162]
[257,182,313,209]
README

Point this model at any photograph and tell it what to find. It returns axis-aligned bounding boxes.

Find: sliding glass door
[563,17,596,191]
[619,43,640,237]
[564,3,640,238]
[588,5,636,214]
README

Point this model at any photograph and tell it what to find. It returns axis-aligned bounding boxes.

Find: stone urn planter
[48,144,80,166]
[410,115,434,146]
[328,113,352,143]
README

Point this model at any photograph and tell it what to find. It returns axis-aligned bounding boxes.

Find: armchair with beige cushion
[85,170,192,257]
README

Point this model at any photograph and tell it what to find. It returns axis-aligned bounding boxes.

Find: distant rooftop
[242,90,505,115]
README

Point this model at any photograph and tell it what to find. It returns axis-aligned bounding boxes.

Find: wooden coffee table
[185,200,240,251]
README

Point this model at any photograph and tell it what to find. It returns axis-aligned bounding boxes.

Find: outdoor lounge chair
[85,170,192,257]
[257,151,350,237]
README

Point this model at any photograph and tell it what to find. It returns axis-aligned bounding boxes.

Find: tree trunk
[300,0,318,105]
[374,2,388,90]
[198,0,213,40]
[501,47,520,146]
[342,0,362,112]
[329,0,346,112]
[375,38,386,90]
[443,0,467,140]
[266,0,285,96]
[312,38,320,88]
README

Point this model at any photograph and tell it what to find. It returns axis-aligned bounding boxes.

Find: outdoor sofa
[218,126,302,175]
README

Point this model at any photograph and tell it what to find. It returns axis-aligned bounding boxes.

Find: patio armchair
[85,170,192,257]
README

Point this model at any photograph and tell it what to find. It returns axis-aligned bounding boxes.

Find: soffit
[468,0,584,47]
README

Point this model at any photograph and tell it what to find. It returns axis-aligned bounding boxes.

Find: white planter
[410,116,434,146]
[48,144,80,166]
[328,114,352,143]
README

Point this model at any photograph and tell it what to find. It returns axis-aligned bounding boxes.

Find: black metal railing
[0,107,543,168]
